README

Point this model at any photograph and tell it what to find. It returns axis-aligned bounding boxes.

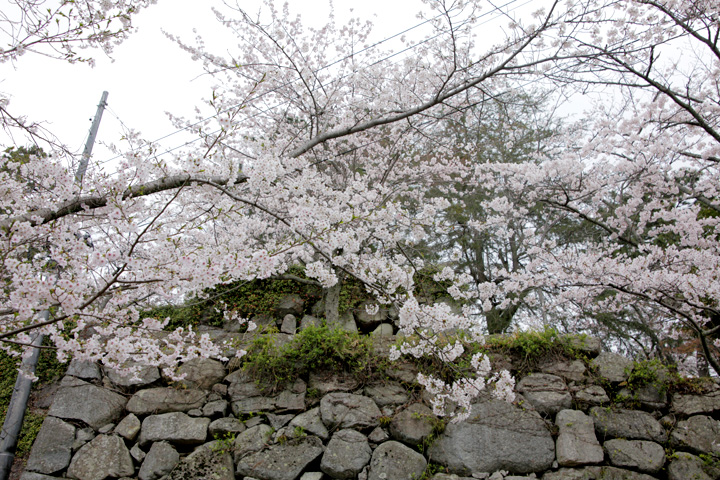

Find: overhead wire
[96,0,527,169]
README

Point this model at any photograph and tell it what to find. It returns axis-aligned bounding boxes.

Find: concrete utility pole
[0,91,109,480]
[75,90,109,183]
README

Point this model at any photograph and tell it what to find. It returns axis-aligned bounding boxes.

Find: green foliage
[143,265,322,330]
[484,327,584,372]
[210,432,236,455]
[242,324,373,390]
[0,341,68,457]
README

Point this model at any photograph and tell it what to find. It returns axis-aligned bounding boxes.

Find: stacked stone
[19,320,720,480]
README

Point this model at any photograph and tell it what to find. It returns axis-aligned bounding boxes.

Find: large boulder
[232,424,274,463]
[389,403,436,447]
[104,362,160,389]
[138,412,209,447]
[66,434,134,480]
[603,439,665,473]
[320,392,382,430]
[517,373,572,416]
[670,415,720,455]
[428,398,555,475]
[236,436,325,480]
[48,377,126,430]
[174,357,227,390]
[320,429,372,479]
[364,382,409,406]
[591,353,633,383]
[289,407,330,441]
[138,441,180,480]
[25,416,75,475]
[589,407,667,443]
[275,294,305,317]
[368,440,427,480]
[555,409,603,467]
[164,442,234,480]
[667,452,714,480]
[672,387,720,415]
[127,387,207,415]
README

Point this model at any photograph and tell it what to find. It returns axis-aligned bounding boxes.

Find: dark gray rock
[320,429,372,479]
[591,353,633,383]
[202,399,228,418]
[590,407,667,443]
[130,443,146,463]
[389,403,436,447]
[275,294,305,317]
[227,369,264,399]
[555,409,603,467]
[364,382,409,406]
[174,357,227,390]
[208,417,246,438]
[540,359,586,383]
[20,473,66,480]
[236,436,325,480]
[114,413,141,441]
[48,378,126,430]
[281,314,297,334]
[275,389,306,412]
[66,434,134,480]
[671,415,720,455]
[603,439,665,473]
[672,388,720,415]
[667,452,713,480]
[542,466,660,479]
[575,385,610,406]
[66,359,101,381]
[232,424,273,463]
[327,311,357,333]
[138,412,209,447]
[164,442,234,480]
[368,440,427,480]
[619,385,668,409]
[25,416,75,475]
[104,362,160,389]
[138,441,179,480]
[309,371,362,395]
[517,373,572,416]
[566,335,602,357]
[371,323,394,336]
[386,361,419,384]
[368,426,390,443]
[267,413,295,430]
[428,399,555,475]
[320,392,382,430]
[73,427,95,451]
[299,315,323,331]
[231,395,276,415]
[126,387,206,415]
[290,407,330,441]
[355,301,387,328]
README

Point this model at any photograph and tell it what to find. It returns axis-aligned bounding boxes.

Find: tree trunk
[323,270,345,326]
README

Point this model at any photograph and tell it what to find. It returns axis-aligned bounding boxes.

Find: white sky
[1,0,541,167]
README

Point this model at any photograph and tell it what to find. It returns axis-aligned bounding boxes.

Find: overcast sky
[1,0,538,167]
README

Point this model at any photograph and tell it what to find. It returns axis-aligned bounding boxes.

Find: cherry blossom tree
[1,0,719,425]
[472,0,720,374]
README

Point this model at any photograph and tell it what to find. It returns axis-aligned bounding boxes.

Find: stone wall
[17,313,720,480]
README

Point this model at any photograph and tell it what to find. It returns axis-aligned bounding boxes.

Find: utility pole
[0,91,109,480]
[75,90,109,183]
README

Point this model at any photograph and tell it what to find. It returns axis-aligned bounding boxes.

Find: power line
[96,0,525,168]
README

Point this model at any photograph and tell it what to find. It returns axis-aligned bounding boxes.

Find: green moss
[242,324,374,390]
[0,341,68,457]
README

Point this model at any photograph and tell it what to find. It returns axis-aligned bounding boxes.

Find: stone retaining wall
[18,323,720,480]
